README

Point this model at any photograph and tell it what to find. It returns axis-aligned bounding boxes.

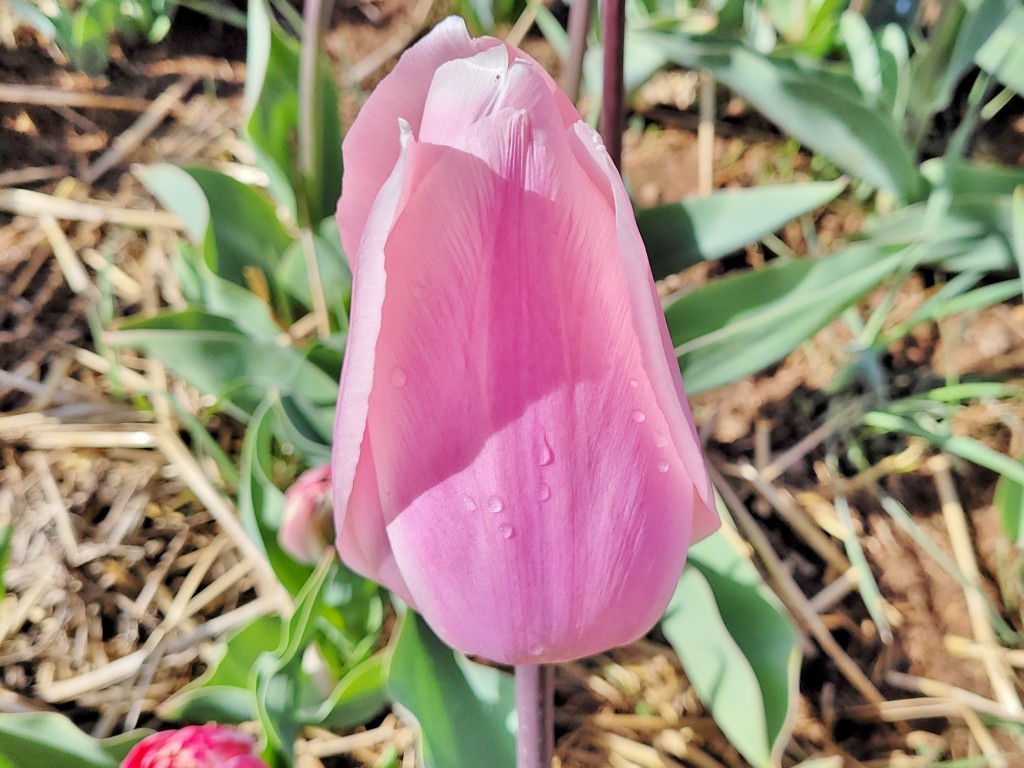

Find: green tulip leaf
[910,0,1014,118]
[637,30,922,201]
[0,522,10,602]
[975,4,1024,96]
[387,612,516,768]
[666,244,904,393]
[637,180,846,277]
[0,713,146,768]
[160,616,282,723]
[106,310,338,425]
[276,232,352,327]
[245,0,343,224]
[995,457,1024,546]
[662,531,801,768]
[256,554,337,759]
[863,411,1024,489]
[240,400,383,667]
[312,653,388,729]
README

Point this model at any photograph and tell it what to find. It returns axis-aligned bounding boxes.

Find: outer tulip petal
[336,17,498,263]
[352,62,703,663]
[335,17,715,664]
[568,123,719,544]
[336,17,581,265]
[332,122,417,607]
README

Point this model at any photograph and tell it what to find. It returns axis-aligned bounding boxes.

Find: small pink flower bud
[278,464,333,564]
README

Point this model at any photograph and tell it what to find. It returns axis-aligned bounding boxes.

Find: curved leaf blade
[662,531,801,768]
[638,30,923,200]
[637,180,846,277]
[666,245,903,393]
[387,612,515,768]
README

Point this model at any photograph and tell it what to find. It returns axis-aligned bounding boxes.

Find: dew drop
[389,366,407,388]
[499,523,515,539]
[463,494,477,512]
[628,378,639,389]
[529,643,544,656]
[655,432,668,448]
[657,460,670,474]
[631,410,646,423]
[487,495,504,514]
[535,428,554,467]
[538,483,551,502]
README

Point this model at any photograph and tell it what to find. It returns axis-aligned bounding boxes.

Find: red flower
[120,725,268,768]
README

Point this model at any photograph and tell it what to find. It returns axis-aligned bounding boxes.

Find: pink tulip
[120,724,268,768]
[278,464,333,564]
[333,17,718,664]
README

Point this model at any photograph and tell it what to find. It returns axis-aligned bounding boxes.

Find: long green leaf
[106,310,337,425]
[666,245,903,393]
[387,612,515,768]
[637,180,846,277]
[976,5,1024,96]
[637,30,923,200]
[160,616,281,723]
[662,530,801,768]
[245,20,343,224]
[0,713,144,768]
[864,411,1024,487]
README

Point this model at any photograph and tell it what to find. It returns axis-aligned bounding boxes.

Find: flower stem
[561,0,593,104]
[600,0,626,169]
[515,664,554,768]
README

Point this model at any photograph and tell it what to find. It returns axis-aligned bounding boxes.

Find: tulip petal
[332,122,417,607]
[337,17,498,264]
[567,122,719,544]
[355,65,707,663]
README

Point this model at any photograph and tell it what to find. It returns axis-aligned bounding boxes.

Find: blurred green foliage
[9,0,175,74]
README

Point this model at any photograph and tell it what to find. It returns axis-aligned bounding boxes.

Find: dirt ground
[3,1,1024,766]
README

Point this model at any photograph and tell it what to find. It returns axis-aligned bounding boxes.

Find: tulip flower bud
[278,465,333,565]
[332,17,718,665]
[120,724,268,768]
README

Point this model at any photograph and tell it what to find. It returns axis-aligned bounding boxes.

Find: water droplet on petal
[538,483,551,502]
[535,428,554,467]
[389,366,407,388]
[529,643,544,656]
[499,523,515,539]
[628,378,639,389]
[657,460,670,474]
[487,495,504,514]
[631,410,646,423]
[463,494,477,512]
[655,433,668,448]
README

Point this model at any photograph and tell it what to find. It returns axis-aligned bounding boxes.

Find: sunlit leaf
[0,713,144,768]
[662,529,800,768]
[975,4,1024,96]
[388,612,516,768]
[638,30,923,200]
[666,245,904,393]
[106,310,337,425]
[245,7,343,224]
[637,180,846,276]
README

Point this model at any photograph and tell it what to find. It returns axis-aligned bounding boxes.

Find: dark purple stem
[298,0,323,182]
[561,0,593,104]
[515,664,554,768]
[600,0,626,170]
